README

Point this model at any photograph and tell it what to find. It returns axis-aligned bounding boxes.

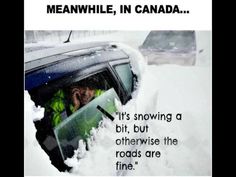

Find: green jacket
[45,89,104,127]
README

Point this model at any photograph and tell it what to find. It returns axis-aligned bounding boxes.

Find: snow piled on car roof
[24,91,69,176]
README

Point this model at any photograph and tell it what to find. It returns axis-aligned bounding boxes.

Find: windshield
[141,31,196,53]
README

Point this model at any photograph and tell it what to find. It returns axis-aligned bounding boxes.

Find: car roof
[25,41,130,90]
[25,41,128,72]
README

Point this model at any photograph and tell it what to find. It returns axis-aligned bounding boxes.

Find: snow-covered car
[25,42,137,171]
[139,31,197,65]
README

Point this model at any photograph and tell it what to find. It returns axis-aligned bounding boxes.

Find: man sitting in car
[45,77,104,127]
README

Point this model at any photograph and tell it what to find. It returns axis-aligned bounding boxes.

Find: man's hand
[71,88,81,111]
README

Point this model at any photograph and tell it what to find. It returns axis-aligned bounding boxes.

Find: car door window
[114,64,133,95]
[54,88,119,160]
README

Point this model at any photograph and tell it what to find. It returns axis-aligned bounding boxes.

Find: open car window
[54,88,119,160]
[29,70,113,119]
[29,69,122,162]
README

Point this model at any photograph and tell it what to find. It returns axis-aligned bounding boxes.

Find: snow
[195,31,212,67]
[24,64,211,176]
[64,64,211,176]
[24,31,212,176]
[24,31,211,67]
[126,65,212,176]
[24,91,68,176]
[25,31,149,50]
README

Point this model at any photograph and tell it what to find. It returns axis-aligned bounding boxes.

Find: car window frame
[108,59,133,103]
[113,63,133,95]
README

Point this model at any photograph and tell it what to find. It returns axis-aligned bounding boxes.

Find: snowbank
[64,64,211,176]
[24,91,67,176]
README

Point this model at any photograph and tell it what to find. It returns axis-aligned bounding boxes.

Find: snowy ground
[24,31,212,176]
[24,92,69,176]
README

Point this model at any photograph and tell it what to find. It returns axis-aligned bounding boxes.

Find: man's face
[71,86,95,105]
